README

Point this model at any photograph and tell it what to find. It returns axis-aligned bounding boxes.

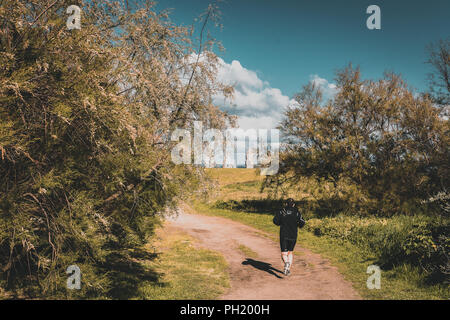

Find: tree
[426,38,450,107]
[265,65,449,216]
[0,0,233,297]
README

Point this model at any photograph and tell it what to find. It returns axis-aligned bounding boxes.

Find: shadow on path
[242,258,284,279]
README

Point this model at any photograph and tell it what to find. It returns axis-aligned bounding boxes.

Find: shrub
[0,0,231,297]
[304,215,449,284]
[266,65,449,217]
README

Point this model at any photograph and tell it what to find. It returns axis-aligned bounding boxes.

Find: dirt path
[167,211,361,300]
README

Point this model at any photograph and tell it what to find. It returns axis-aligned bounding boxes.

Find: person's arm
[273,209,282,226]
[296,208,305,228]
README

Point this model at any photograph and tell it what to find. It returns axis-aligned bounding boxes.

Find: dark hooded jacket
[273,206,303,240]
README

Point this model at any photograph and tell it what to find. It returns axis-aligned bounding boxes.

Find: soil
[168,211,361,300]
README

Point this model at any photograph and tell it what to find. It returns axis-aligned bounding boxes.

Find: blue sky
[155,0,450,129]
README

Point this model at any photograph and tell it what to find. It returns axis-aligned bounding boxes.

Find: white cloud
[213,57,296,130]
[217,59,265,90]
[309,74,338,101]
[237,115,281,130]
[212,59,337,130]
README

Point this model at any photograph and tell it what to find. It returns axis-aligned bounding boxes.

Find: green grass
[237,244,259,259]
[136,226,230,300]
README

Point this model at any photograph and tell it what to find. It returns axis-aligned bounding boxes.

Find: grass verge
[237,244,259,259]
[136,224,230,299]
[0,222,230,300]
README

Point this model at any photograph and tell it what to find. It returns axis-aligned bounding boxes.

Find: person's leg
[280,238,290,275]
[280,238,288,264]
[282,251,290,275]
[287,251,293,268]
[281,251,288,264]
[285,239,296,275]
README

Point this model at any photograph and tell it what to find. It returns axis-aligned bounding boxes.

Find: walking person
[273,198,305,276]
